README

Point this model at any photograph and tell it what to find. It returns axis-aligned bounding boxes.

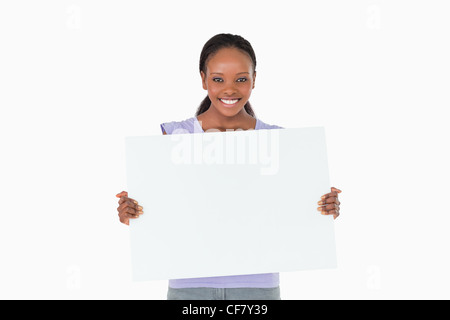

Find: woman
[116,33,342,300]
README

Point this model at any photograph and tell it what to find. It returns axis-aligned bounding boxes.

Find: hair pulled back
[195,33,257,117]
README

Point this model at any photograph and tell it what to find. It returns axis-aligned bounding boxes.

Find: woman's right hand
[116,191,143,226]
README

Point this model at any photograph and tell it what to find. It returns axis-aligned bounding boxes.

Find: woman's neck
[197,106,256,132]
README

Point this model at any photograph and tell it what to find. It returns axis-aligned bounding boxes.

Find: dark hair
[195,33,257,117]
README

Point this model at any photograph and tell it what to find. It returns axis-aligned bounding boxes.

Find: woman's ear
[252,71,257,89]
[201,71,207,90]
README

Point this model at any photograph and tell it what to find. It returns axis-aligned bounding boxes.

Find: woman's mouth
[219,98,241,107]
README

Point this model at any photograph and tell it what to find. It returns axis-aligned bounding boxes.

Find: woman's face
[201,47,256,117]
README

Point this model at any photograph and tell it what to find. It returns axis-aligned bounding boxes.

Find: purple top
[160,116,284,289]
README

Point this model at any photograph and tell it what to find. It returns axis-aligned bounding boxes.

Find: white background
[0,0,449,299]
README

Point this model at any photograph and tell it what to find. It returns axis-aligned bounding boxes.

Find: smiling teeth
[220,99,239,105]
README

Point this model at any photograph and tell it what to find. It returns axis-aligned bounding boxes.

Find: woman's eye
[212,77,247,83]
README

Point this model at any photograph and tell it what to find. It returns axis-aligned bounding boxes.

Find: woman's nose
[223,82,237,95]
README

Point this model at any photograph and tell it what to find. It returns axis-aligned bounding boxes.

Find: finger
[317,206,328,214]
[320,193,331,200]
[318,201,339,211]
[320,207,339,217]
[119,217,130,225]
[117,199,142,213]
[116,191,128,198]
[118,196,128,205]
[126,204,144,216]
[321,191,338,201]
[318,197,337,205]
[331,187,342,194]
[119,210,139,219]
[122,206,135,215]
[318,207,330,215]
[118,214,130,225]
[319,196,339,205]
[123,206,141,216]
[333,209,340,219]
[117,200,129,212]
[118,196,138,206]
[326,210,340,219]
[126,212,141,219]
[317,203,338,212]
[132,202,143,214]
[117,201,125,212]
[121,217,130,225]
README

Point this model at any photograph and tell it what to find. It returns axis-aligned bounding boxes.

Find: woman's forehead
[206,48,254,73]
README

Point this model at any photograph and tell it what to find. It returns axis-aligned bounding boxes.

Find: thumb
[116,191,128,198]
[331,187,342,193]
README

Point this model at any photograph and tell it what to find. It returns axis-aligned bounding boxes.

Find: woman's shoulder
[257,118,284,130]
[160,116,199,135]
[160,116,284,134]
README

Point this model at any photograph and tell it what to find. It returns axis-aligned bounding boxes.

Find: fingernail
[138,205,143,210]
[133,200,138,204]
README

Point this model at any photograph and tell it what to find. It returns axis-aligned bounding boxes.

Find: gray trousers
[167,286,281,300]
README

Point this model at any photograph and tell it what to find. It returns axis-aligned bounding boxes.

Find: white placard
[126,127,336,281]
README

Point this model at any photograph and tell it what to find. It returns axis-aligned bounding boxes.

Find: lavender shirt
[160,116,284,289]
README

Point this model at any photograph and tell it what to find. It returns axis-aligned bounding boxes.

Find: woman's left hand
[317,187,342,220]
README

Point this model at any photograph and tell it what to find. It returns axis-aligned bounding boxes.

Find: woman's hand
[116,191,143,226]
[317,187,342,220]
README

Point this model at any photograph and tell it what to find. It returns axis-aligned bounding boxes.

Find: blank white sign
[126,127,336,281]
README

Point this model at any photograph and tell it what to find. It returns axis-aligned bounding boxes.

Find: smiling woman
[202,48,255,113]
[196,34,258,131]
[116,33,342,300]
